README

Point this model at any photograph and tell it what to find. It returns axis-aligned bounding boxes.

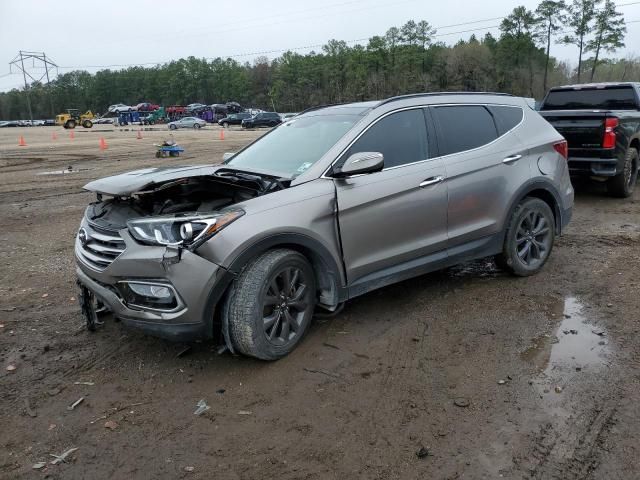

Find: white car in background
[108,104,134,113]
[167,117,207,130]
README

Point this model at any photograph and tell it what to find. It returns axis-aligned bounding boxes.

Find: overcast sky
[1,0,639,92]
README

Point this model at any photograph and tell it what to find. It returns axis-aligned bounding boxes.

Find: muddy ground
[1,125,639,480]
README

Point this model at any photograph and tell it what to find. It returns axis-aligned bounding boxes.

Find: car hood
[83,165,220,196]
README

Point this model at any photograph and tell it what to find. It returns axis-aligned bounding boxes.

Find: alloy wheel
[515,210,552,267]
[262,267,309,345]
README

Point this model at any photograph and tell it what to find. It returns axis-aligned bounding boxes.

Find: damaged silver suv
[76,93,574,360]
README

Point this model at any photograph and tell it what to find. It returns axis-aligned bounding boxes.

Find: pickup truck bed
[539,83,640,198]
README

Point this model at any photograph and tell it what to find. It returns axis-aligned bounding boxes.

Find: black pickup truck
[539,82,640,197]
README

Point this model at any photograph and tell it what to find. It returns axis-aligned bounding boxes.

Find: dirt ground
[1,124,640,480]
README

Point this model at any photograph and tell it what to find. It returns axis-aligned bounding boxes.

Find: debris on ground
[32,462,46,470]
[303,367,342,379]
[194,399,210,416]
[498,380,506,385]
[49,447,78,465]
[592,330,606,336]
[555,386,563,393]
[416,446,430,458]
[104,420,118,430]
[67,397,84,411]
[6,364,16,372]
[47,387,62,396]
[24,398,37,418]
[216,389,226,394]
[453,397,470,408]
[73,381,95,386]
[322,342,340,350]
[238,410,253,415]
[185,466,195,472]
[176,346,192,358]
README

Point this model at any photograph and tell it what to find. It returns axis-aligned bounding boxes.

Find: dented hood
[83,165,220,196]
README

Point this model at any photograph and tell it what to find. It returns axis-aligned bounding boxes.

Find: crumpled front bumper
[75,225,232,341]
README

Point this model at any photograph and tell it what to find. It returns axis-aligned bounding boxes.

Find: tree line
[0,0,634,120]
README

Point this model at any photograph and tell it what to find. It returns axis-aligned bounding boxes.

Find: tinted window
[541,86,638,110]
[488,105,524,136]
[344,109,428,169]
[433,106,498,156]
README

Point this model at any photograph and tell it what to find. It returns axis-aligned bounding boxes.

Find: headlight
[127,209,244,248]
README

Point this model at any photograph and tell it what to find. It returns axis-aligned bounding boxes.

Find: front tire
[169,124,177,130]
[607,148,638,198]
[225,249,316,360]
[496,198,555,277]
[194,123,201,129]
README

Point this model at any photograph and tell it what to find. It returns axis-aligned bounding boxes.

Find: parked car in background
[167,116,207,129]
[539,82,640,198]
[187,103,208,111]
[75,92,572,360]
[241,112,282,129]
[93,117,115,125]
[0,121,9,127]
[218,112,252,127]
[108,104,133,113]
[136,103,159,112]
[43,119,56,126]
[2,120,20,127]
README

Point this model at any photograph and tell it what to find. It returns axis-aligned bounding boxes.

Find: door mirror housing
[332,152,384,178]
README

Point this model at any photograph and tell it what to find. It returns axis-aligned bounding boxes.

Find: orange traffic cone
[136,129,142,140]
[69,130,75,140]
[99,137,107,150]
[219,129,225,141]
[52,132,58,141]
[18,136,27,147]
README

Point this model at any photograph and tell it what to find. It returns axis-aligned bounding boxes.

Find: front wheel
[194,123,201,129]
[495,198,555,277]
[225,249,316,360]
[607,148,638,198]
[222,122,229,128]
[169,124,177,130]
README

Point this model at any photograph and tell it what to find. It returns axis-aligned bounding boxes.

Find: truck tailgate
[539,111,608,149]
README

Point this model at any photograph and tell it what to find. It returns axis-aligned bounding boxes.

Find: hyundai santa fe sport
[75,93,574,360]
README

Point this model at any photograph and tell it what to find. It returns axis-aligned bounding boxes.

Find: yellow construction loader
[55,109,95,129]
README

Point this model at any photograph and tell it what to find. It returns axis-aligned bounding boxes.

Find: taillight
[603,117,618,149]
[553,140,568,160]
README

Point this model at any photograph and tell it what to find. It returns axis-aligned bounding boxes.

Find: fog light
[119,281,180,311]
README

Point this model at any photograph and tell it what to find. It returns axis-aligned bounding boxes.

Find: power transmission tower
[9,51,59,120]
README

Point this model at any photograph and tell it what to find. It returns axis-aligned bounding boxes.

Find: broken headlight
[127,210,244,248]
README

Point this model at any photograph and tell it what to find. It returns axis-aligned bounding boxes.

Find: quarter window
[433,106,498,156]
[488,105,524,136]
[344,109,429,169]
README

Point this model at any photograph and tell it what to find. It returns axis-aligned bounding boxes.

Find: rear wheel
[496,198,555,277]
[225,249,316,360]
[82,119,92,129]
[194,123,201,129]
[607,148,638,198]
[65,119,76,129]
[169,124,177,130]
[222,122,229,128]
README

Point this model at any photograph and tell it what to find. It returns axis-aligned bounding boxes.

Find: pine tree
[561,0,600,82]
[535,1,567,92]
[586,0,626,81]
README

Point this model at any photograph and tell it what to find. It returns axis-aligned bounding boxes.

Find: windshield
[226,114,359,176]
[541,86,638,110]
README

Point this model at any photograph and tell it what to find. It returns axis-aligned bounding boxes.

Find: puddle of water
[522,297,609,374]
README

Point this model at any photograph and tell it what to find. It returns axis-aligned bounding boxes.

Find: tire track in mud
[521,400,618,480]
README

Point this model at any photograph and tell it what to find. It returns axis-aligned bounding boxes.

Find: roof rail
[376,91,514,108]
[298,103,345,115]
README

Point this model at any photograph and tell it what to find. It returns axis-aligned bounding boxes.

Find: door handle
[419,175,444,188]
[503,154,523,164]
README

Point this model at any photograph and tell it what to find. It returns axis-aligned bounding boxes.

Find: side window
[344,109,429,169]
[433,106,498,156]
[487,105,524,136]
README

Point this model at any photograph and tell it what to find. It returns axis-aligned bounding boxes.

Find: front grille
[77,223,126,271]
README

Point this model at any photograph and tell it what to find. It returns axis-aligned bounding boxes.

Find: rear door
[334,108,448,288]
[431,104,530,250]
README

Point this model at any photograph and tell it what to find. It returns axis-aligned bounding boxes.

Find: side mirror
[332,152,384,178]
[222,152,236,161]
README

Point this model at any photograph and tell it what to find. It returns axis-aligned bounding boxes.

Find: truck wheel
[65,119,76,129]
[495,198,555,277]
[225,249,316,360]
[607,148,638,198]
[82,120,93,129]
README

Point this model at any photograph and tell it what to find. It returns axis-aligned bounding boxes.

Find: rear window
[541,86,638,110]
[487,106,524,136]
[433,106,498,156]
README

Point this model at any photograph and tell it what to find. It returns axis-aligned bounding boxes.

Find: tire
[169,124,177,130]
[495,197,555,277]
[65,120,76,129]
[82,120,92,129]
[607,148,638,198]
[222,122,229,128]
[194,124,201,129]
[225,249,316,360]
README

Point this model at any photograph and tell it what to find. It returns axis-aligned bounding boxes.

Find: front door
[333,108,448,291]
